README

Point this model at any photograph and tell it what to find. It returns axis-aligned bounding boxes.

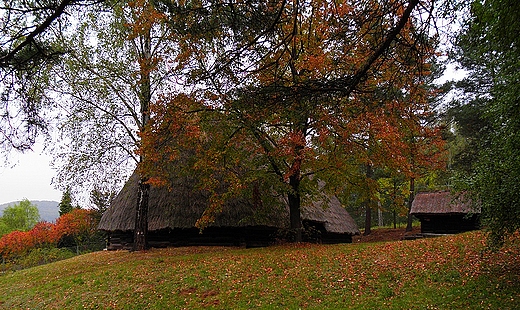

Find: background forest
[0,0,518,251]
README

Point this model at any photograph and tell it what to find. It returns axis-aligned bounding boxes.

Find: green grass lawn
[0,231,518,309]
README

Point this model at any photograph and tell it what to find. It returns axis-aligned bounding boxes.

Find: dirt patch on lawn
[353,226,421,243]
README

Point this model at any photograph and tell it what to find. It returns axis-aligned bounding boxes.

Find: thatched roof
[302,195,358,234]
[98,172,360,235]
[410,191,480,215]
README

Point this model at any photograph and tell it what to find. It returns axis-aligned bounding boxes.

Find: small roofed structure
[411,191,480,234]
[98,172,360,249]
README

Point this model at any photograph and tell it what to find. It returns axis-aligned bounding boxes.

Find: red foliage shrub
[0,230,31,259]
[54,209,98,240]
[31,222,60,245]
[0,209,99,260]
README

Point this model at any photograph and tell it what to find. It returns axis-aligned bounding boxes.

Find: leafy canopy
[452,0,520,246]
[0,0,104,153]
[0,199,40,234]
[142,0,446,235]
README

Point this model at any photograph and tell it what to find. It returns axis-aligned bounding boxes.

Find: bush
[54,209,104,253]
[0,209,102,263]
[0,223,59,260]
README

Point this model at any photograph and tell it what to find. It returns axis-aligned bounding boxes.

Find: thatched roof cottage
[410,191,480,234]
[98,172,360,249]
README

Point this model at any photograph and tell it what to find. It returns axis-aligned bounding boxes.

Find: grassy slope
[0,231,518,309]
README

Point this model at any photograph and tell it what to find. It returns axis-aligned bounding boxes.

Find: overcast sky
[0,144,62,205]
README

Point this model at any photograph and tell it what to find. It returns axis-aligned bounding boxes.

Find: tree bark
[393,179,397,229]
[378,206,383,227]
[406,177,415,232]
[288,172,302,242]
[133,178,150,251]
[364,202,372,236]
[133,25,152,251]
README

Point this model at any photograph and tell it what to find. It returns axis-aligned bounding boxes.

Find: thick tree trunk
[364,202,372,236]
[288,173,302,242]
[133,27,152,251]
[133,177,150,251]
[406,177,415,232]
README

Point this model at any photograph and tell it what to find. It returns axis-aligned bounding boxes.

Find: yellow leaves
[195,199,223,230]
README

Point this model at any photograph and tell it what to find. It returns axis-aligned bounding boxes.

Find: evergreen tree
[58,188,74,216]
[453,0,520,246]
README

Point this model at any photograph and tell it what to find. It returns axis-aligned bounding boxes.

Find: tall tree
[145,0,444,241]
[452,0,520,246]
[46,0,179,250]
[48,1,166,195]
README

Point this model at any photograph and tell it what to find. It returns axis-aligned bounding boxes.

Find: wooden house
[98,172,360,249]
[410,191,480,234]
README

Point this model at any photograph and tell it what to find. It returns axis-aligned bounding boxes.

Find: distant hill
[0,200,60,223]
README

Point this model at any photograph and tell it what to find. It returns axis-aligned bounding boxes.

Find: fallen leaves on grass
[0,231,519,309]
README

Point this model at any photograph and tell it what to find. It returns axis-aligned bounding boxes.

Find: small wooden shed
[98,172,360,249]
[410,191,480,234]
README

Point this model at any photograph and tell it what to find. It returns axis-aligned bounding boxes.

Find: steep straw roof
[410,191,480,215]
[302,194,358,234]
[98,172,360,235]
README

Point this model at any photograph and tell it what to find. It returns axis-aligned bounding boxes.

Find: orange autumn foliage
[139,0,444,231]
[0,209,99,260]
[54,209,98,241]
